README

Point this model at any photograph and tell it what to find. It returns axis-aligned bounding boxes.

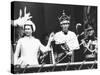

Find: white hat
[24,20,36,32]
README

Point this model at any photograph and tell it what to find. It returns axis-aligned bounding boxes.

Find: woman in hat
[14,20,54,66]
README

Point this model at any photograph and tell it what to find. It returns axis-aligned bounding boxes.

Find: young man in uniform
[52,11,80,63]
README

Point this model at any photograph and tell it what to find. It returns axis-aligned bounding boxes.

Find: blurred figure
[80,25,97,61]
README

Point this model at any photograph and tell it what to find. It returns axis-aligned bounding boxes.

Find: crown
[58,10,70,22]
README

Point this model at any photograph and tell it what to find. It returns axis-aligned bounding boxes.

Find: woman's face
[24,25,32,36]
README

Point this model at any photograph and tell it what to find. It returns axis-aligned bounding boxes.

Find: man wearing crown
[52,10,80,63]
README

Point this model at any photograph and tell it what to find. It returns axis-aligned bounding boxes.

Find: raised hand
[12,6,32,26]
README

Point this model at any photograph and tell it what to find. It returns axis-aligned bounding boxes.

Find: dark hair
[24,24,33,31]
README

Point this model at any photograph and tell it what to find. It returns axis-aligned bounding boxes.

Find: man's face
[60,20,70,33]
[88,29,94,36]
[24,25,33,36]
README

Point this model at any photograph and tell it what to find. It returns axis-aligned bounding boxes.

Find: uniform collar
[62,31,69,35]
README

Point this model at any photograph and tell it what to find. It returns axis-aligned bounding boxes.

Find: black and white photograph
[11,1,98,74]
